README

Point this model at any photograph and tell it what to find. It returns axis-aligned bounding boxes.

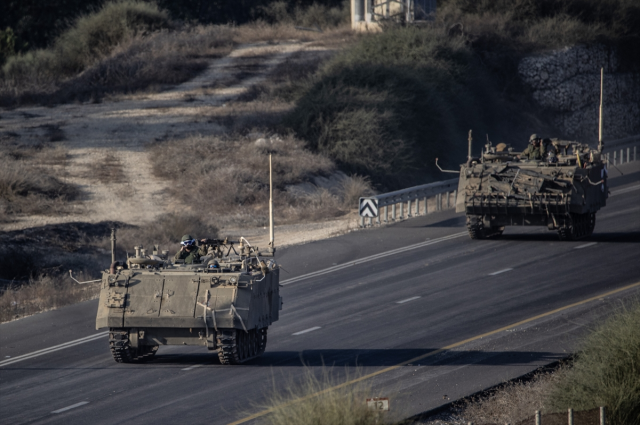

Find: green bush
[547,302,640,425]
[284,26,503,187]
[3,0,170,80]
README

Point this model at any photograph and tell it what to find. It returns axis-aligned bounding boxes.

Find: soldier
[174,234,207,264]
[520,134,554,160]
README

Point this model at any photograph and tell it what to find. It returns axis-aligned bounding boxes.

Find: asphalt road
[1,166,639,425]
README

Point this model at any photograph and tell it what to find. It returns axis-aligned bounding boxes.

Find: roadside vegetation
[546,300,640,425]
[263,368,386,425]
[274,0,640,188]
[147,133,373,228]
[448,300,640,425]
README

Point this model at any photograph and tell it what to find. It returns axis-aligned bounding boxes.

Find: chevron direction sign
[359,198,379,217]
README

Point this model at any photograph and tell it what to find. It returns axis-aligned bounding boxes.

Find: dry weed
[0,273,100,323]
[460,368,565,425]
[263,367,386,425]
[84,152,127,184]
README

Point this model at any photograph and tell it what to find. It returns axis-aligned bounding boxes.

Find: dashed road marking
[575,242,597,249]
[396,296,421,304]
[281,232,467,286]
[182,364,204,371]
[292,327,321,336]
[51,401,89,414]
[228,280,640,425]
[489,268,513,276]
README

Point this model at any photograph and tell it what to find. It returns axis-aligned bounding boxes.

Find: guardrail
[358,134,640,228]
[604,134,640,166]
[359,178,459,227]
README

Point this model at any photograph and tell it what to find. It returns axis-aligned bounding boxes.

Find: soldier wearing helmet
[174,234,207,264]
[520,134,555,160]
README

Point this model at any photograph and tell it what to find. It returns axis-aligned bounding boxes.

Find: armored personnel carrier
[96,155,281,364]
[442,132,608,240]
[96,235,281,364]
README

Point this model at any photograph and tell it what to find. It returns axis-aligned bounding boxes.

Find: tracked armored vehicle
[96,155,281,364]
[450,135,608,240]
[96,235,281,364]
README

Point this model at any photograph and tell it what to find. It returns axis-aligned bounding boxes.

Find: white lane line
[292,326,321,336]
[1,232,467,367]
[0,332,109,367]
[396,296,421,304]
[489,268,513,276]
[575,242,597,249]
[51,401,89,414]
[610,184,640,196]
[182,364,204,371]
[281,232,467,286]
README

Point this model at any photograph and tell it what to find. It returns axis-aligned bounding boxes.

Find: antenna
[269,154,274,250]
[467,129,473,161]
[598,68,604,152]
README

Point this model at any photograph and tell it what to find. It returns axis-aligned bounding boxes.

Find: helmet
[529,133,539,142]
[496,143,507,152]
[181,234,196,246]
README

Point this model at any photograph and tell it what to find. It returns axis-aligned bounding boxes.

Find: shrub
[0,158,80,216]
[546,301,640,425]
[256,1,349,29]
[0,273,100,323]
[284,26,498,188]
[1,0,173,103]
[263,367,385,425]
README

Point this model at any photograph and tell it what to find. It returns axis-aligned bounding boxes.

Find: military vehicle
[441,132,608,240]
[95,157,281,364]
[437,70,610,241]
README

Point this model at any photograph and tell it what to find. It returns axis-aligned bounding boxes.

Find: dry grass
[147,133,372,228]
[84,152,127,184]
[0,273,100,323]
[0,153,80,220]
[263,367,387,425]
[459,367,565,425]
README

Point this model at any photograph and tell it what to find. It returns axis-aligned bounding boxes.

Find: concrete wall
[519,44,640,142]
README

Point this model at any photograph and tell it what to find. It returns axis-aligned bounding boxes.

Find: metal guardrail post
[360,216,364,228]
[400,202,404,219]
[635,146,637,161]
[423,197,427,214]
[627,147,630,163]
[446,191,450,208]
[392,204,396,221]
[453,190,457,206]
[376,213,380,225]
[384,206,388,223]
[535,410,541,425]
[600,406,605,425]
[614,150,617,165]
[407,200,412,217]
[368,217,372,226]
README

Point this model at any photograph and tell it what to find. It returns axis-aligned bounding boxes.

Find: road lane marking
[280,232,467,286]
[51,401,89,414]
[489,268,513,276]
[575,242,597,249]
[610,184,640,196]
[292,327,321,336]
[227,280,640,425]
[397,296,421,304]
[1,233,466,366]
[0,332,109,367]
[182,364,204,371]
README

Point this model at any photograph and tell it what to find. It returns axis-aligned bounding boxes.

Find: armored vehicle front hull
[456,157,608,240]
[96,265,281,364]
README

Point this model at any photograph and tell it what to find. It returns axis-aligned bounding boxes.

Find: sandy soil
[1,40,360,243]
